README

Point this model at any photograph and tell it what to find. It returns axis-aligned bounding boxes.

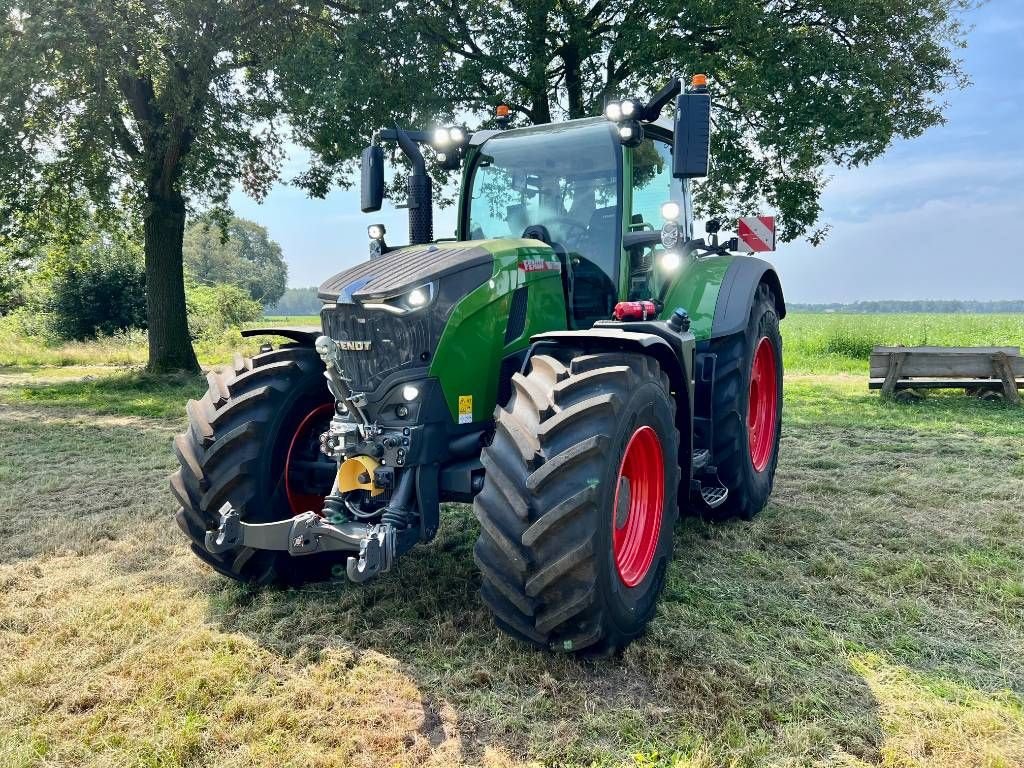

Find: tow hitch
[205,503,396,583]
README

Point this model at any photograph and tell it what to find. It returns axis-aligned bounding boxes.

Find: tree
[292,0,970,243]
[184,215,288,306]
[0,1,304,372]
[34,227,148,340]
[265,286,321,317]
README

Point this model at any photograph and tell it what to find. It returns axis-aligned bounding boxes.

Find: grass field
[1,314,1022,767]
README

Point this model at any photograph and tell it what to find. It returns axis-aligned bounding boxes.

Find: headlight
[361,283,436,315]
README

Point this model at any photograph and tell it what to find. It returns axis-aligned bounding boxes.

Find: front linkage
[206,334,417,583]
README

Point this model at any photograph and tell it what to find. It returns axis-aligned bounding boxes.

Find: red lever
[612,301,657,321]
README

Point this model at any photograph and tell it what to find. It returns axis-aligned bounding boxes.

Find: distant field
[259,315,320,326]
[783,313,1024,373]
[2,312,1023,374]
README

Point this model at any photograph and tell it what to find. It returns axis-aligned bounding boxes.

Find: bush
[186,281,262,340]
[33,235,147,340]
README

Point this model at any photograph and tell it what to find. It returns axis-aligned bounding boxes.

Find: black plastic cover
[361,146,385,212]
[673,91,711,178]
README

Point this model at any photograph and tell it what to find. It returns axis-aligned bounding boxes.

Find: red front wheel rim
[748,337,779,472]
[612,425,665,587]
[285,403,335,515]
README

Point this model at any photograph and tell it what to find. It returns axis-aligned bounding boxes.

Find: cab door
[624,136,688,301]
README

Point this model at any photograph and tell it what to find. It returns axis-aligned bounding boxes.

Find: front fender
[528,327,694,480]
[240,326,322,345]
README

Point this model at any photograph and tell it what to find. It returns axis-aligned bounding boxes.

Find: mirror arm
[641,77,681,122]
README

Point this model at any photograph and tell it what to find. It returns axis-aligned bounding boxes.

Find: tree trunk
[143,189,198,374]
[563,45,585,119]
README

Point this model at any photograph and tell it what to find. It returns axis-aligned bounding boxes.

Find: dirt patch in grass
[1,373,1021,767]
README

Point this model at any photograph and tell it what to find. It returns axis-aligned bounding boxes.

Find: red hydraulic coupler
[612,301,658,321]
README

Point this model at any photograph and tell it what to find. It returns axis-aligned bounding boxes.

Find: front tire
[706,282,783,520]
[473,351,681,654]
[170,344,338,585]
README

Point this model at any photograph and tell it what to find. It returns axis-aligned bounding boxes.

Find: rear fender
[710,257,785,339]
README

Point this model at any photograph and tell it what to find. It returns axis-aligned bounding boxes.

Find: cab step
[692,448,710,473]
[699,484,729,509]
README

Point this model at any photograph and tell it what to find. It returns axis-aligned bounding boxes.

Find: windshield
[465,120,622,326]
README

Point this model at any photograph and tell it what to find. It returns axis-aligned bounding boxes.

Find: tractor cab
[460,118,690,329]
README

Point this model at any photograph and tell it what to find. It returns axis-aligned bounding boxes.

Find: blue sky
[231,2,1024,303]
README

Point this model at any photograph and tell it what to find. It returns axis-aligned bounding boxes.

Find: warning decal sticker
[458,395,473,424]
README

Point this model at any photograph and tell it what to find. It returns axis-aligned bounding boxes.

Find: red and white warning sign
[736,216,776,252]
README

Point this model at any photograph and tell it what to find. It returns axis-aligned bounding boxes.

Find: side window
[630,139,675,231]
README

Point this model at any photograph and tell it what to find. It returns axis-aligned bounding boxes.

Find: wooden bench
[868,346,1024,404]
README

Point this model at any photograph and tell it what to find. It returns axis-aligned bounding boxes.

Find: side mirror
[360,145,384,212]
[672,82,711,179]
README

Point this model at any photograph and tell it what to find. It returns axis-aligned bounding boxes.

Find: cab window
[465,120,622,328]
[630,138,676,231]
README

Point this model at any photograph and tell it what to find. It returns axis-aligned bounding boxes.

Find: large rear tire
[705,282,783,520]
[473,351,680,654]
[170,344,339,585]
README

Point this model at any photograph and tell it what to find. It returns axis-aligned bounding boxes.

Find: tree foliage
[185,280,262,340]
[183,215,288,306]
[291,0,971,243]
[32,228,148,340]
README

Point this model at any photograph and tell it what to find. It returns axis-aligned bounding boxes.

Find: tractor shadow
[205,505,889,764]
[205,419,1024,763]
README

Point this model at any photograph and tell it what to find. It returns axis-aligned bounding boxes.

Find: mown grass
[1,356,1022,767]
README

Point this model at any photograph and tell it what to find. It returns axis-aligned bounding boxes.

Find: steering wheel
[539,216,589,250]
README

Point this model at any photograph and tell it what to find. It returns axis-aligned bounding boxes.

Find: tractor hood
[318,242,493,303]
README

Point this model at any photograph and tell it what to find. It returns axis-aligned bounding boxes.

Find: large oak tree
[298,0,971,243]
[0,1,302,371]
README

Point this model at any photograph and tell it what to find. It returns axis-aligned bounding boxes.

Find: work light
[659,250,682,272]
[661,201,681,221]
[617,120,643,147]
[604,101,622,121]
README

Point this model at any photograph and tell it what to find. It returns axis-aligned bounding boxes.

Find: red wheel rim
[285,403,334,515]
[612,425,665,587]
[748,337,778,472]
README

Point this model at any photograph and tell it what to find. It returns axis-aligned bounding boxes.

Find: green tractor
[171,76,785,654]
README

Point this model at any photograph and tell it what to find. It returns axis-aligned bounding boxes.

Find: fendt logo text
[338,340,372,351]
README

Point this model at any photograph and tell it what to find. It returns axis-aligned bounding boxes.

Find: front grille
[322,304,433,392]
